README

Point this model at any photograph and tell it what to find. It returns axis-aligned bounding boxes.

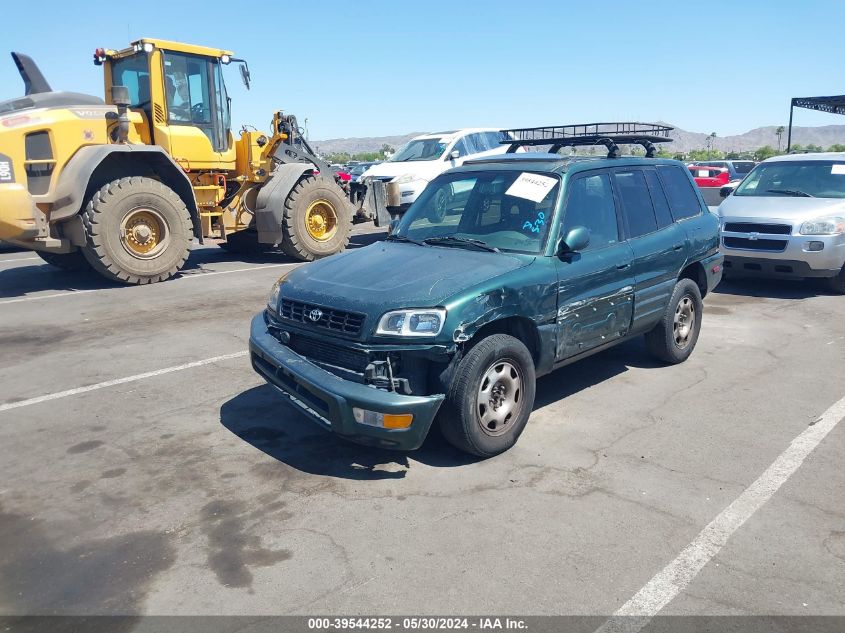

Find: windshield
[394,170,561,254]
[734,161,845,198]
[733,161,755,174]
[389,138,447,162]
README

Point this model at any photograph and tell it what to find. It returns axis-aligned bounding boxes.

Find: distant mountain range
[313,124,845,155]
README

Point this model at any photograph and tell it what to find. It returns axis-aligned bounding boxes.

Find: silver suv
[718,153,845,293]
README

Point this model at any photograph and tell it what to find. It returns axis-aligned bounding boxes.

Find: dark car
[249,124,723,457]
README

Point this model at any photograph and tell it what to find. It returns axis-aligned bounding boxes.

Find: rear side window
[614,170,658,238]
[644,169,674,228]
[656,165,702,220]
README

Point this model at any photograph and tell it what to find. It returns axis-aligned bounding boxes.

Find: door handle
[616,263,631,270]
[672,243,684,251]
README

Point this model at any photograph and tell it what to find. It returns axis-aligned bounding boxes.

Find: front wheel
[826,265,845,294]
[280,175,351,261]
[645,278,703,364]
[439,334,536,457]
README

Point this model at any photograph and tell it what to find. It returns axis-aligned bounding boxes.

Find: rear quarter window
[656,165,702,221]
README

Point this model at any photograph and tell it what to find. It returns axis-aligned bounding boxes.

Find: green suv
[249,124,723,457]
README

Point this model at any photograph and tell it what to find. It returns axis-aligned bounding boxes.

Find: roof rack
[502,122,674,158]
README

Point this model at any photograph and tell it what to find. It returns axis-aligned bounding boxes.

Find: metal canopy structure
[787,95,845,151]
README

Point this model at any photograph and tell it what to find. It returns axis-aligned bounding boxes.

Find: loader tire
[36,250,92,272]
[280,175,351,261]
[81,177,193,285]
[219,227,269,255]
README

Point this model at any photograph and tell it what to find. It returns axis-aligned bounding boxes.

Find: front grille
[724,222,792,235]
[288,335,370,373]
[279,298,365,336]
[723,237,788,252]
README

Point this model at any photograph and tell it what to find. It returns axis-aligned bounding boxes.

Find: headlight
[392,174,425,186]
[267,280,282,312]
[799,217,845,235]
[376,309,446,337]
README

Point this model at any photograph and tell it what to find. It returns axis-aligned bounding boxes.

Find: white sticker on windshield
[505,172,557,203]
[831,164,845,175]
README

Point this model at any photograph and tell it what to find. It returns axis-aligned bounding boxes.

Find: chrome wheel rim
[477,359,523,437]
[674,295,696,349]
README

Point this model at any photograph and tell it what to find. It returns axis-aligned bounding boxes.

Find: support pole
[786,99,795,153]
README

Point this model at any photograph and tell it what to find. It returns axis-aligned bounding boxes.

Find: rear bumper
[249,313,444,450]
[0,184,46,241]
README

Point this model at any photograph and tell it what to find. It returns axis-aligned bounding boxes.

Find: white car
[361,128,511,213]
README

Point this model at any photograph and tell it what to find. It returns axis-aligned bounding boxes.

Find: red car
[688,165,730,188]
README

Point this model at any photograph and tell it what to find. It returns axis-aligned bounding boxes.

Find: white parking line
[0,257,40,264]
[596,393,845,633]
[0,263,295,306]
[0,351,248,413]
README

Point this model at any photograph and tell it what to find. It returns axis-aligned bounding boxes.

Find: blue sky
[2,0,844,141]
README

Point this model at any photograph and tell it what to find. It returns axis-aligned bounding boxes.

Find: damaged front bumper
[249,313,446,450]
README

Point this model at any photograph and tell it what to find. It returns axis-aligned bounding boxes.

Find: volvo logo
[308,308,323,322]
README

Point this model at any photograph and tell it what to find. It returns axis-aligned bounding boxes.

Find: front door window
[163,51,228,152]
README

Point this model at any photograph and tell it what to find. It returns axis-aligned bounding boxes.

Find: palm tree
[706,132,717,159]
[775,126,785,153]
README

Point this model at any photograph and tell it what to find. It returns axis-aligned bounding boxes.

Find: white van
[361,128,510,213]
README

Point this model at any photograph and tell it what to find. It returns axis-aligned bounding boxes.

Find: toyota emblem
[308,308,323,322]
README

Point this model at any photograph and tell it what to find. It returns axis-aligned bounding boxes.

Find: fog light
[353,408,413,429]
[806,241,824,252]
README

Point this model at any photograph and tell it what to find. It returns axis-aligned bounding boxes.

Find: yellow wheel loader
[0,39,390,284]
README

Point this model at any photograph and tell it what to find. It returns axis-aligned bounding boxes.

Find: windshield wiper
[766,188,815,197]
[423,236,500,252]
[385,233,427,246]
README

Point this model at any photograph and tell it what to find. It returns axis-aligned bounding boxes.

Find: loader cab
[103,39,237,170]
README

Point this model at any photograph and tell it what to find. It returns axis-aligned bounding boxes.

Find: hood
[361,160,445,182]
[280,241,532,314]
[718,195,845,222]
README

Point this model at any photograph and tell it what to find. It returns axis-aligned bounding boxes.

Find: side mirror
[559,226,590,255]
[239,63,251,90]
[447,150,460,161]
[719,185,733,199]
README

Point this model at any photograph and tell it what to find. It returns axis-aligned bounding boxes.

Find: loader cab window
[110,55,151,110]
[163,51,230,152]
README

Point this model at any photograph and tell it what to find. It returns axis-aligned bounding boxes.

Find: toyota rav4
[249,123,723,457]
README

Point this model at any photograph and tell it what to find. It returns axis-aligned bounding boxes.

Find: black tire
[439,334,536,457]
[826,266,845,294]
[280,175,351,261]
[219,227,270,255]
[36,250,92,272]
[645,278,703,364]
[80,177,193,285]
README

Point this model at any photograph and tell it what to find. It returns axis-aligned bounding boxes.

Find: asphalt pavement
[0,228,843,619]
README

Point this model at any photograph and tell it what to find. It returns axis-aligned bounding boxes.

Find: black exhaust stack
[11,52,52,95]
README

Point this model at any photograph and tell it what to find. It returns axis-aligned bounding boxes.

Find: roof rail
[502,122,674,158]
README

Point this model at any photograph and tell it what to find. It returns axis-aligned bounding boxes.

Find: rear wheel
[645,278,703,364]
[80,177,193,285]
[439,334,536,457]
[281,175,351,261]
[219,226,273,255]
[36,250,91,272]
